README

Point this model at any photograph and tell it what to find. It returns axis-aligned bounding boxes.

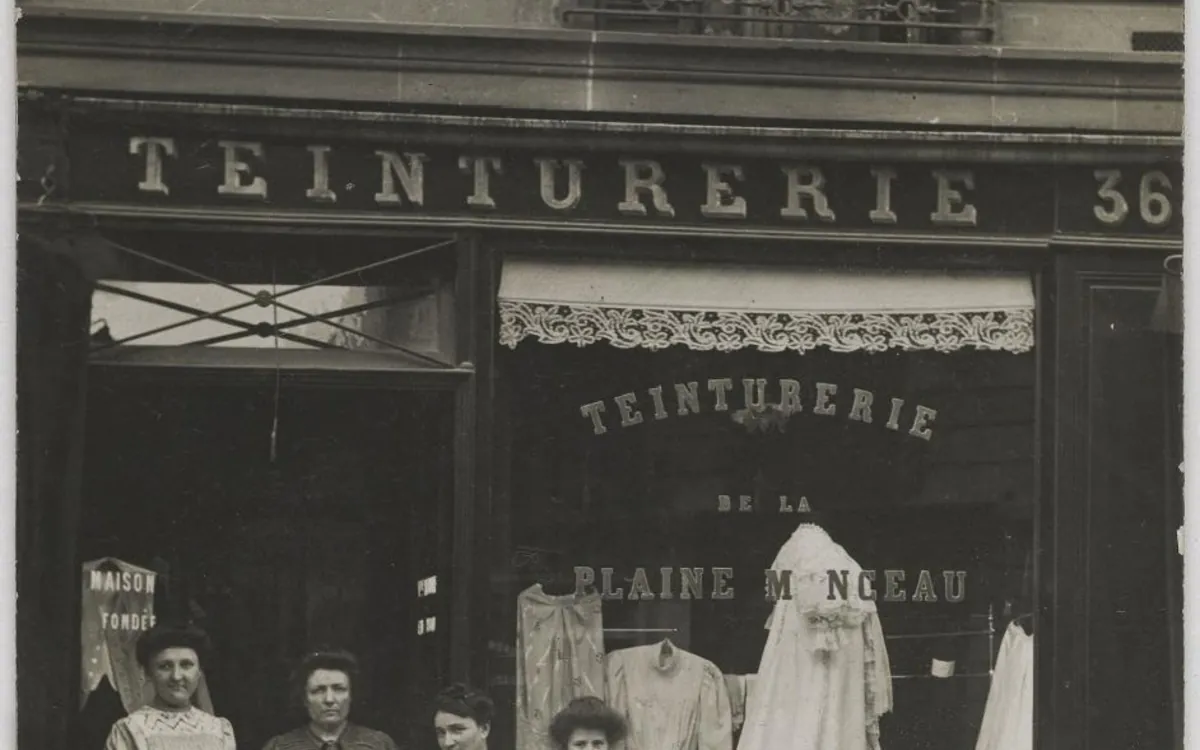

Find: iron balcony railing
[560,0,996,44]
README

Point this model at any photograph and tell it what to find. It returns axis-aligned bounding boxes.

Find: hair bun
[135,622,212,670]
[434,683,494,727]
[440,683,469,699]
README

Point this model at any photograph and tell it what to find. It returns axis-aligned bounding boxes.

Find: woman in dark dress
[260,650,399,750]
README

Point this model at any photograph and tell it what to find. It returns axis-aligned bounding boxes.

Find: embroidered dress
[974,623,1033,750]
[515,584,605,750]
[737,524,892,750]
[104,705,235,750]
[605,642,732,750]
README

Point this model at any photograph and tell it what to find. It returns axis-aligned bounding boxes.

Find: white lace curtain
[498,258,1034,354]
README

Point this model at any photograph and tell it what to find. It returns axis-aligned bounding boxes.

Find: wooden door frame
[1046,248,1180,750]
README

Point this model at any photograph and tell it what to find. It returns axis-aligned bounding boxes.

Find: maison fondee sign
[65,130,1183,237]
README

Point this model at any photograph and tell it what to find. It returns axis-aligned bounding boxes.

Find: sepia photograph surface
[13,2,1184,750]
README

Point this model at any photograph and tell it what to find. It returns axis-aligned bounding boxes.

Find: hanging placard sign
[80,558,158,713]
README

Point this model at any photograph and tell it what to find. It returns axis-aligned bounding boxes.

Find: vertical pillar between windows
[450,232,497,689]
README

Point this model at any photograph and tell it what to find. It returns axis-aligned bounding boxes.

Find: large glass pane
[493,333,1036,750]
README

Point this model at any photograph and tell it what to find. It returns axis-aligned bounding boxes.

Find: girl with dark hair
[433,684,494,750]
[105,622,236,750]
[548,698,628,750]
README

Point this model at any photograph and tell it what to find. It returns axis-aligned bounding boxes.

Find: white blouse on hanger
[605,641,732,750]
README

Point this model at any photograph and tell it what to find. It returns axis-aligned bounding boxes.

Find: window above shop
[92,281,450,353]
[559,0,995,45]
[79,230,460,369]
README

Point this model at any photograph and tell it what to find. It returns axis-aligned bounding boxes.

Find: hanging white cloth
[974,622,1034,750]
[736,524,892,750]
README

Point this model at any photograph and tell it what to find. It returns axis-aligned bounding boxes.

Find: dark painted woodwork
[1049,252,1182,750]
[53,122,1182,243]
[450,233,499,695]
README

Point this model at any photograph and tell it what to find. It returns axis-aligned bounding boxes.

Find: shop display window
[492,260,1037,750]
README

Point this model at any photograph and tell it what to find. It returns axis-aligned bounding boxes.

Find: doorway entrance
[77,371,454,750]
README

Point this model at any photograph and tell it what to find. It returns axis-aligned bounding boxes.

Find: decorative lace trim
[803,602,867,652]
[499,302,1034,355]
[864,617,884,750]
[863,613,894,750]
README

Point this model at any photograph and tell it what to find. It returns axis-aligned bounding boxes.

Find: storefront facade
[17,9,1182,750]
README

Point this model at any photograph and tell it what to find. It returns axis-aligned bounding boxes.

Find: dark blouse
[261,724,400,750]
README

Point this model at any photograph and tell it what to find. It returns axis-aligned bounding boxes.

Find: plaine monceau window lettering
[571,564,968,604]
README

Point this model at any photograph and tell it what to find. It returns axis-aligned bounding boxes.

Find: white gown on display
[737,524,893,750]
[974,622,1033,750]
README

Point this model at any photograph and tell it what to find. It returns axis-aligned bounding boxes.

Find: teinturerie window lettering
[578,377,939,440]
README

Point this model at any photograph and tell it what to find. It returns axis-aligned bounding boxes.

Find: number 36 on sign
[1093,169,1176,228]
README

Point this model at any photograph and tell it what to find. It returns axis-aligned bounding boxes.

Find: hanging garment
[605,641,732,750]
[515,584,606,750]
[737,524,893,750]
[82,558,159,713]
[104,705,235,750]
[723,675,747,733]
[974,623,1033,750]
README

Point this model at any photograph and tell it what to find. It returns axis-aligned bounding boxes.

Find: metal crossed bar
[99,237,452,346]
[94,281,339,350]
[183,291,428,349]
[91,236,457,367]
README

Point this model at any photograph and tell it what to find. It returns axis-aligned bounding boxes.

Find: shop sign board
[62,129,1183,240]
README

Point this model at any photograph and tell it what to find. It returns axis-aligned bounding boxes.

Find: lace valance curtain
[498,258,1034,354]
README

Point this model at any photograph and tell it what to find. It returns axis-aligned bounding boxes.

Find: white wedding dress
[737,524,892,750]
